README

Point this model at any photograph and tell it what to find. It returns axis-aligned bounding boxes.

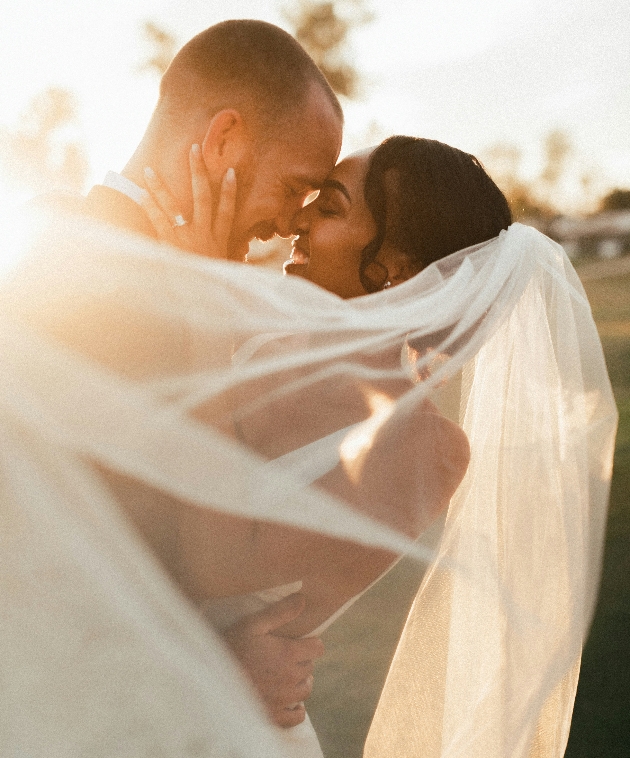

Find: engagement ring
[172,214,187,228]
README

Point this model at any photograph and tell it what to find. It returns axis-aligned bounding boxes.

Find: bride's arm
[248,400,471,639]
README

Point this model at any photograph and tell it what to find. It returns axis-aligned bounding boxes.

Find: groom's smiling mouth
[231,223,279,261]
[251,222,278,243]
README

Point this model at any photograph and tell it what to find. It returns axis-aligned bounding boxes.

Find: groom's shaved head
[159,20,343,134]
[131,20,343,261]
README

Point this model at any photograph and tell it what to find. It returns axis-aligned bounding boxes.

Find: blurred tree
[600,188,630,212]
[482,129,595,222]
[0,87,89,194]
[284,0,373,98]
[481,142,551,221]
[138,21,178,78]
[540,129,572,190]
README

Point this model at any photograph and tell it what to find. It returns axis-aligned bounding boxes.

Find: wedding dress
[0,210,617,758]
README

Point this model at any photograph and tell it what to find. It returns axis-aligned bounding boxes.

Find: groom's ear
[201,109,250,182]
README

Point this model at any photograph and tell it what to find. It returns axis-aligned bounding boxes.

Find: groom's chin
[227,240,250,262]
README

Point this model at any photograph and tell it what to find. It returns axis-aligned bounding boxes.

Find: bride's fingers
[140,155,234,259]
[189,143,213,233]
[143,166,184,225]
[140,190,178,241]
[213,167,237,256]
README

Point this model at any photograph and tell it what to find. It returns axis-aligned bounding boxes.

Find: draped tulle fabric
[0,212,616,758]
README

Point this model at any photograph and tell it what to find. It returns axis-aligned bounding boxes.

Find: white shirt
[102,171,147,206]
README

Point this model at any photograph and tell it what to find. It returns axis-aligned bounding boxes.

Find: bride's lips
[284,237,310,277]
[290,237,310,266]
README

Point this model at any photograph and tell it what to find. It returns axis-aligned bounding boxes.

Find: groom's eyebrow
[321,179,351,203]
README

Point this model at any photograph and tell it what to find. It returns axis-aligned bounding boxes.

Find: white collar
[102,172,148,207]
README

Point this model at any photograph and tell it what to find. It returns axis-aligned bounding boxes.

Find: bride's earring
[383,281,391,289]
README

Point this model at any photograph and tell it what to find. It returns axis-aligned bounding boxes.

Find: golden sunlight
[339,389,395,483]
[0,193,38,277]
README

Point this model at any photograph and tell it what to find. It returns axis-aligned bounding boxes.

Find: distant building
[545,211,630,260]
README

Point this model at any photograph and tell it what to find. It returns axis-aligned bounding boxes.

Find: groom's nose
[276,214,299,238]
[285,206,310,238]
[275,195,313,238]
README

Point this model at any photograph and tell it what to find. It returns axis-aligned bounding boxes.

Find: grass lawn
[308,268,630,758]
[565,272,630,758]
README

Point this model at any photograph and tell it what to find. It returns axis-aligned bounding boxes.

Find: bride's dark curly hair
[359,136,512,293]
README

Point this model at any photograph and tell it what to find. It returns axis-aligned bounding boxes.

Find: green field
[308,269,630,758]
[565,271,630,758]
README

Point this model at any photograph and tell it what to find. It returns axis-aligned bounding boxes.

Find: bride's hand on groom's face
[141,143,236,259]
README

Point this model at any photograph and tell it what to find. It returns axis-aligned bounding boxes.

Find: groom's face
[226,88,343,260]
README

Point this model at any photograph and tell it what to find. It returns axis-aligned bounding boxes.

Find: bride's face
[289,150,377,299]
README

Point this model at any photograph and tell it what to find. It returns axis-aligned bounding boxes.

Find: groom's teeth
[291,249,309,265]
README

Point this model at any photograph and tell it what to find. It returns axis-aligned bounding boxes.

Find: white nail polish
[144,166,156,180]
[226,167,235,183]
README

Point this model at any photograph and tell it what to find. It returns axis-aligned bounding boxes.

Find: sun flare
[339,389,395,482]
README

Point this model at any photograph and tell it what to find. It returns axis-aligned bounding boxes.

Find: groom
[79,19,343,732]
[83,19,343,263]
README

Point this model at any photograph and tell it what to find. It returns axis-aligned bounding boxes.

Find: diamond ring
[172,214,188,228]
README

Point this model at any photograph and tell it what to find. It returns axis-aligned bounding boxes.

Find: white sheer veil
[0,211,616,758]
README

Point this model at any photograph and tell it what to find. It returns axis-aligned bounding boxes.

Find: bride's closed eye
[314,191,343,217]
[316,204,340,217]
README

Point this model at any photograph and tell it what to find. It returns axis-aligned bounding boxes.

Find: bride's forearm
[248,520,399,638]
[278,545,400,638]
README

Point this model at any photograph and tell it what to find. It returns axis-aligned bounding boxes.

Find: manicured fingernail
[225,167,235,183]
[144,166,156,180]
[191,143,201,157]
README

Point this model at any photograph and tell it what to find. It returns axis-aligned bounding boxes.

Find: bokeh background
[2,0,630,217]
[1,1,628,755]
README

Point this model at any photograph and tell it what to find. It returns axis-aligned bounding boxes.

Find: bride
[132,133,618,756]
[0,134,616,758]
[141,134,508,739]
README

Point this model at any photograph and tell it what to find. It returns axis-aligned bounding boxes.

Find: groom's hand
[223,593,324,728]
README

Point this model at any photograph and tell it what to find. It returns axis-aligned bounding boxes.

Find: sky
[0,0,629,208]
